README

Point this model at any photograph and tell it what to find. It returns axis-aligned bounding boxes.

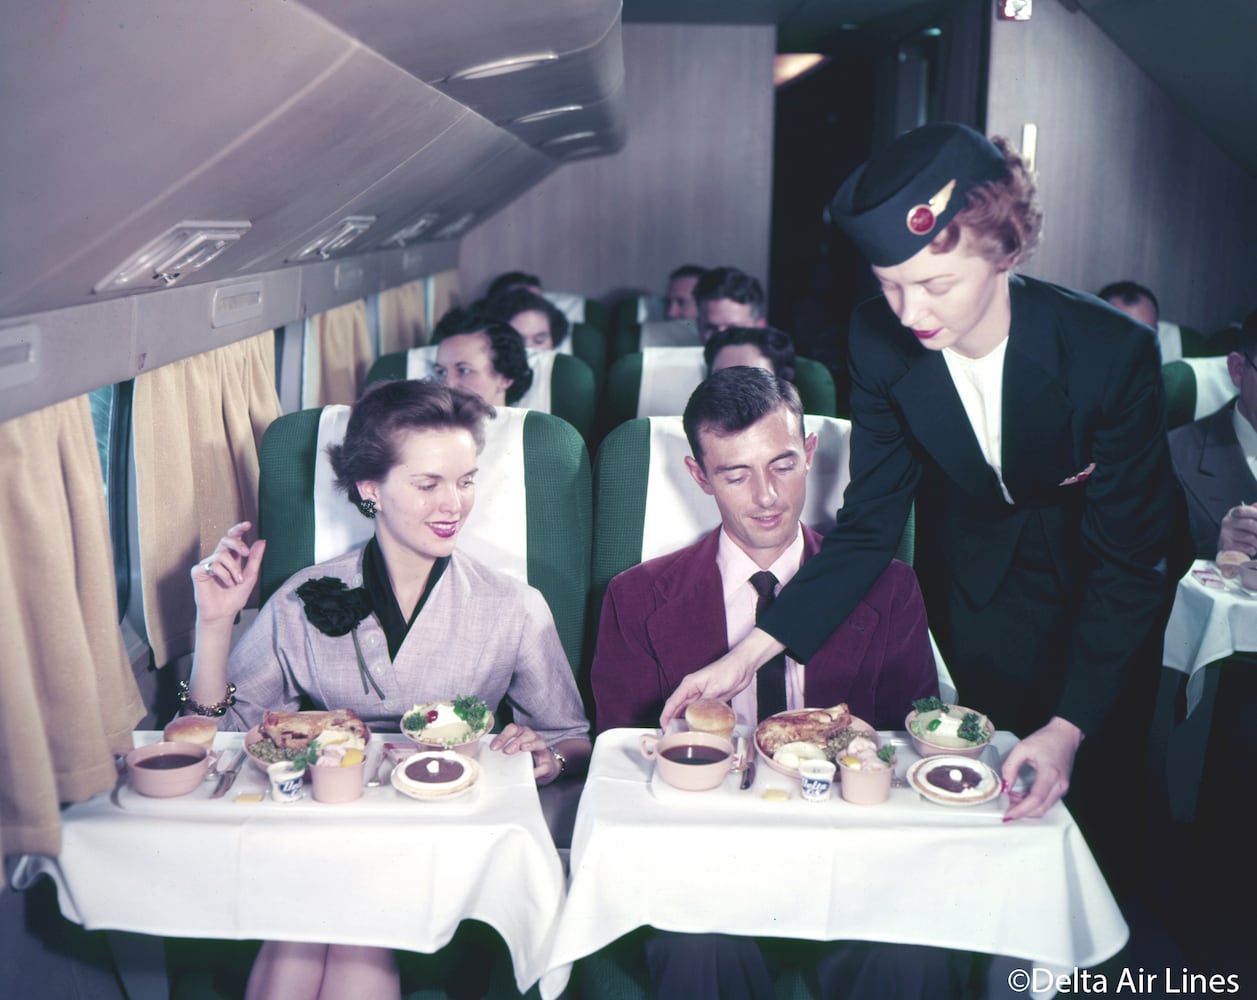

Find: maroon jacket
[591,526,938,733]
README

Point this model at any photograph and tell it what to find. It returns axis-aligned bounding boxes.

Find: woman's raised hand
[192,521,266,626]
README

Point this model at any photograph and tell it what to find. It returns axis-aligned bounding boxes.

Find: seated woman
[704,325,796,382]
[431,307,533,408]
[479,287,570,351]
[187,379,590,1000]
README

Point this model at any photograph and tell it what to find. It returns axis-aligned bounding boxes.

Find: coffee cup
[798,758,836,801]
[640,731,735,791]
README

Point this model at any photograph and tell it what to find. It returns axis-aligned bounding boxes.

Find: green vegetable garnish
[876,744,896,765]
[402,712,423,732]
[453,695,489,731]
[927,718,942,732]
[289,739,321,772]
[912,696,947,714]
[957,712,986,743]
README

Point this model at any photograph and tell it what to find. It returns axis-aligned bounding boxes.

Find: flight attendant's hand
[1000,716,1083,821]
[192,521,266,626]
[1218,503,1257,557]
[659,628,785,728]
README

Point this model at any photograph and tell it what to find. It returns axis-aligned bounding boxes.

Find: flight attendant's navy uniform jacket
[760,274,1175,738]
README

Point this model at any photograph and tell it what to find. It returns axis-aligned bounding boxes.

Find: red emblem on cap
[906,205,936,235]
[905,178,958,237]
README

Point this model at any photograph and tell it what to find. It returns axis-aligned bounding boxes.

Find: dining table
[537,727,1129,1000]
[1154,559,1257,819]
[11,730,567,998]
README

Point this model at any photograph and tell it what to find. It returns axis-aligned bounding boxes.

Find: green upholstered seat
[612,322,641,360]
[258,407,591,671]
[1162,356,1239,430]
[793,357,838,417]
[366,347,598,444]
[569,322,607,398]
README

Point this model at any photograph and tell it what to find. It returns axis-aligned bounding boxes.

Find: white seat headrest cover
[405,345,440,381]
[1157,320,1184,363]
[514,350,557,414]
[1185,355,1239,420]
[544,291,585,325]
[637,347,707,419]
[640,319,700,349]
[313,405,373,564]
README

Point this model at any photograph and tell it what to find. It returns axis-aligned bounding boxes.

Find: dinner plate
[242,716,373,772]
[753,708,873,778]
[390,751,480,801]
[906,754,1002,807]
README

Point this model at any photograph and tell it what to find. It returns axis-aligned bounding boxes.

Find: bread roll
[685,699,736,740]
[163,715,218,749]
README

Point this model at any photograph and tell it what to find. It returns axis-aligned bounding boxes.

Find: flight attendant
[662,123,1175,825]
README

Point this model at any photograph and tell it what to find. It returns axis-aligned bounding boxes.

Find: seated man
[705,325,796,383]
[1170,308,1257,558]
[1099,280,1210,361]
[590,367,953,999]
[593,366,936,732]
[663,263,705,321]
[693,266,768,344]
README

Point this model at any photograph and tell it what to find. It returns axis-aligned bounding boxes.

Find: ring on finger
[202,559,215,574]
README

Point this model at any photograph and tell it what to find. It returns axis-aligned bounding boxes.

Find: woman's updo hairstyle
[328,379,494,505]
[431,306,534,404]
[930,137,1042,270]
[480,288,570,349]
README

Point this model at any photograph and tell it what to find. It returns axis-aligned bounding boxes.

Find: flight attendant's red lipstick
[913,328,941,341]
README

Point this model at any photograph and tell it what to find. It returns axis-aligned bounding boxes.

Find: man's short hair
[703,326,796,382]
[1098,281,1159,318]
[693,267,765,319]
[683,366,804,469]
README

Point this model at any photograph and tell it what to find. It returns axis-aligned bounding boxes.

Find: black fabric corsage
[296,577,383,699]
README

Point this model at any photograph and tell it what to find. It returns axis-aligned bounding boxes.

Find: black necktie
[751,570,788,720]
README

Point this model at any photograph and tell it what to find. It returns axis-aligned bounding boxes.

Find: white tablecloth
[1162,560,1257,716]
[13,732,565,994]
[538,729,1128,999]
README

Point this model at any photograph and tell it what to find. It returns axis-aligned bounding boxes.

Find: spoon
[366,756,393,788]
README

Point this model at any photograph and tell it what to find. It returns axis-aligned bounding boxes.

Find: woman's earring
[357,497,377,519]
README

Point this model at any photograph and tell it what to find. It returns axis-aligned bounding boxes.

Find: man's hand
[1219,502,1257,556]
[1000,716,1083,821]
[659,629,785,728]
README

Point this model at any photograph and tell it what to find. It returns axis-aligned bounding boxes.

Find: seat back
[570,322,607,398]
[365,347,597,442]
[544,291,609,335]
[1162,356,1238,429]
[603,349,841,433]
[258,405,592,671]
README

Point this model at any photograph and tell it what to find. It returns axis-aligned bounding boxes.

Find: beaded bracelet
[550,747,568,776]
[177,679,236,717]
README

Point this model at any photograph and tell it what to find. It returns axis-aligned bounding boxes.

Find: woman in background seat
[432,307,533,407]
[480,286,570,351]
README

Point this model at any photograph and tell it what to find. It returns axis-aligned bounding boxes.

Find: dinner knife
[209,751,245,799]
[738,737,755,790]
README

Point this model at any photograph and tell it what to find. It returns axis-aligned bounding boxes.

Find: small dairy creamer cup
[798,759,836,801]
[267,761,304,802]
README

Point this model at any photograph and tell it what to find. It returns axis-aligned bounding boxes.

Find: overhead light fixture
[511,105,584,125]
[94,221,252,293]
[543,131,597,147]
[288,215,376,262]
[774,54,829,88]
[384,213,440,248]
[433,213,477,240]
[445,53,558,82]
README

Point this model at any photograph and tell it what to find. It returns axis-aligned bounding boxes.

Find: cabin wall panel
[458,23,776,304]
[985,1,1257,334]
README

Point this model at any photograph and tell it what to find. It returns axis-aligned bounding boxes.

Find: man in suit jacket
[590,367,954,1000]
[592,368,937,733]
[1169,313,1257,558]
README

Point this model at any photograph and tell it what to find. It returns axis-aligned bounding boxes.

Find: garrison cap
[828,123,1007,267]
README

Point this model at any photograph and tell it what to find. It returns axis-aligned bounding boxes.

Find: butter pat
[234,792,264,803]
[762,788,790,801]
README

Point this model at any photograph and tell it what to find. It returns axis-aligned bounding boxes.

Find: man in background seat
[663,263,706,321]
[694,266,768,344]
[1170,308,1257,558]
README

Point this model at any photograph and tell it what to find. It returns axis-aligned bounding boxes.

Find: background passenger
[431,308,533,406]
[1099,280,1159,330]
[187,380,590,1000]
[1169,308,1257,557]
[663,263,706,321]
[693,266,768,343]
[485,270,543,299]
[704,325,796,382]
[480,287,571,351]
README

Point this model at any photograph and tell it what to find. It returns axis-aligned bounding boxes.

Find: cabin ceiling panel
[0,0,356,318]
[3,49,470,318]
[296,0,621,85]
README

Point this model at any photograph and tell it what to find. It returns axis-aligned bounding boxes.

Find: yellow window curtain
[133,332,282,668]
[377,279,428,352]
[427,270,462,330]
[0,396,144,875]
[302,300,371,408]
